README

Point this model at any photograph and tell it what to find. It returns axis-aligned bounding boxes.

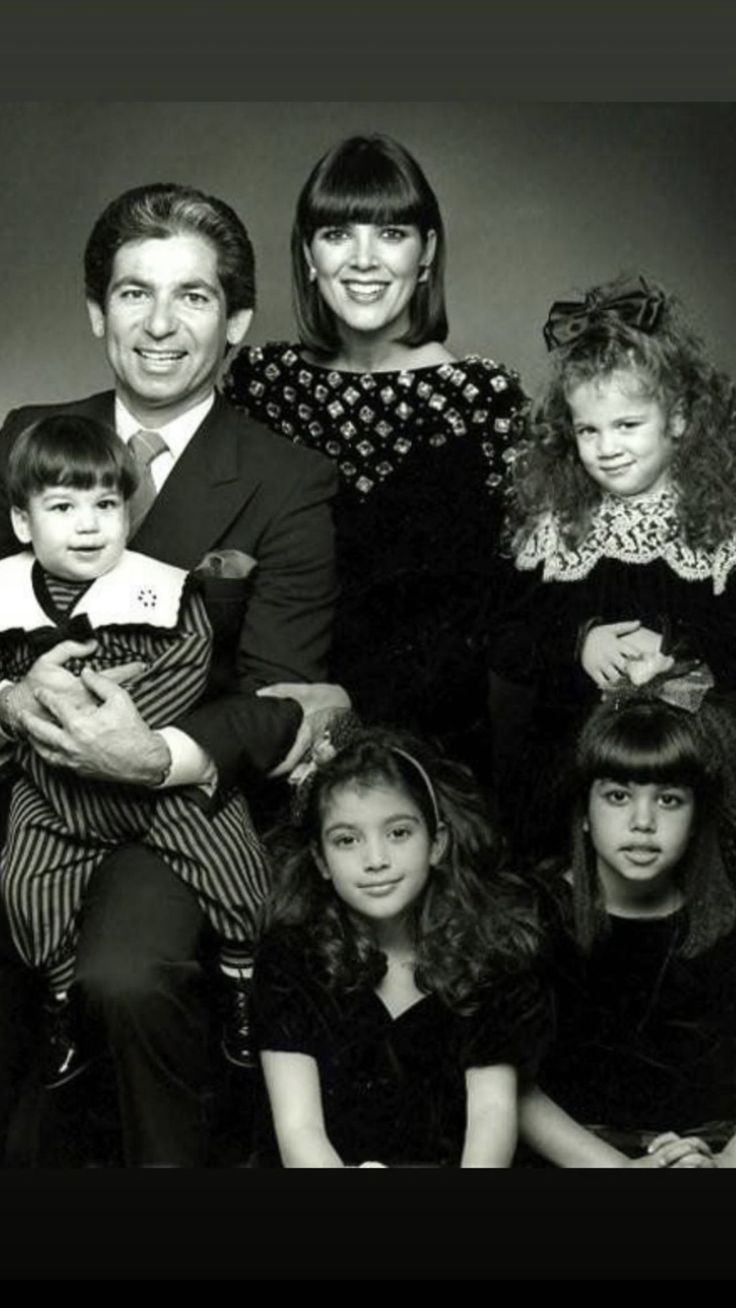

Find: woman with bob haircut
[225,134,526,777]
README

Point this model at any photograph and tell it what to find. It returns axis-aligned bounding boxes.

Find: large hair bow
[543,276,665,351]
[602,661,715,716]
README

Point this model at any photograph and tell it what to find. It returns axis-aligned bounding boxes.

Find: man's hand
[256,681,352,778]
[19,664,170,785]
[0,639,146,735]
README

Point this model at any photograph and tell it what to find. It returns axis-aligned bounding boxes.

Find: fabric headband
[290,730,443,831]
[390,746,442,830]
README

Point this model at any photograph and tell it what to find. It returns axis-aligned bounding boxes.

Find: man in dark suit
[0,182,342,1165]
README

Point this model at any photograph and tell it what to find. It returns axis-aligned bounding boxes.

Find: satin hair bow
[26,612,95,657]
[602,661,715,716]
[543,277,665,350]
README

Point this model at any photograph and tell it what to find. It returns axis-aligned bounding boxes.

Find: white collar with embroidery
[515,486,736,595]
[0,550,190,634]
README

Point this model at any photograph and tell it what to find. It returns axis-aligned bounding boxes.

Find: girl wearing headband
[250,726,549,1167]
[520,695,736,1167]
[489,274,736,859]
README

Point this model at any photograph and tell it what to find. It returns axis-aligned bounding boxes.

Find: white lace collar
[515,486,736,595]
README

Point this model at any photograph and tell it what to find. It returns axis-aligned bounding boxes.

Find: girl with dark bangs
[225,135,526,778]
[489,274,736,858]
[519,694,736,1168]
[251,726,550,1167]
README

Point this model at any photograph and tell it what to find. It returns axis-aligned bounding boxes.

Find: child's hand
[612,625,674,687]
[626,650,675,686]
[614,627,674,690]
[626,1132,716,1168]
[580,621,643,688]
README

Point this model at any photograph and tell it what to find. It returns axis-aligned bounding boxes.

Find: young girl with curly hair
[490,275,736,857]
[250,727,550,1167]
[520,693,736,1168]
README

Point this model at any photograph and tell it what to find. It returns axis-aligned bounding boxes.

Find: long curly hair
[569,695,736,958]
[263,726,539,1014]
[508,276,736,551]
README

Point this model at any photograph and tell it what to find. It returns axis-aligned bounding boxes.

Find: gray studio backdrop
[2,101,735,414]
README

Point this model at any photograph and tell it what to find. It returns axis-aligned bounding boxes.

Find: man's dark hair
[84,182,256,315]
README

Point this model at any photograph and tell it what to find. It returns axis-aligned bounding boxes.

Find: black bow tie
[26,611,95,657]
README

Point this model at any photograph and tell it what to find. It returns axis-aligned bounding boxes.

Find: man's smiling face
[87,232,251,425]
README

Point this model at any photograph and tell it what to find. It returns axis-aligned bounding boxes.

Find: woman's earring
[582,816,590,833]
[308,266,317,283]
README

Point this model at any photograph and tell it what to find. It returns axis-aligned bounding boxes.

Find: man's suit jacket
[0,391,339,790]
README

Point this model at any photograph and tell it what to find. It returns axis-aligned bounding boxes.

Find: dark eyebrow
[108,275,149,292]
[108,276,220,295]
[178,279,220,294]
[323,813,420,836]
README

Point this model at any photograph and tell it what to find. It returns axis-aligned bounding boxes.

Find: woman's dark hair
[264,726,539,1013]
[7,414,138,508]
[291,135,448,357]
[509,275,736,552]
[84,181,255,315]
[570,695,736,957]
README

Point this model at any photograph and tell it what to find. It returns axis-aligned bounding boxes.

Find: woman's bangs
[308,165,422,232]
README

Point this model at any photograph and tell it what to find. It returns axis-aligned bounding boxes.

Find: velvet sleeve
[251,928,327,1056]
[456,967,555,1085]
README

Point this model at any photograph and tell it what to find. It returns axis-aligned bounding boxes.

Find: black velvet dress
[224,344,527,773]
[251,925,551,1167]
[535,875,736,1153]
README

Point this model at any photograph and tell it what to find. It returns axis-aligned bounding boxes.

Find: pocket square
[193,549,258,580]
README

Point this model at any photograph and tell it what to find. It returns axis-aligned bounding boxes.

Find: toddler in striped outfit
[0,415,269,1086]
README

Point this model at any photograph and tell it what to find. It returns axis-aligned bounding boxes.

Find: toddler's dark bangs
[24,448,126,496]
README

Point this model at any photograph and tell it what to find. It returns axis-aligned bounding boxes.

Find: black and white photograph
[2,98,736,1174]
[1,0,736,1281]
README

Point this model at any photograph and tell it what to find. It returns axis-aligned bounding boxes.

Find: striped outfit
[0,550,270,972]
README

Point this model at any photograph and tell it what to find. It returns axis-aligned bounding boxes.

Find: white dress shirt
[115,392,215,493]
[116,394,218,791]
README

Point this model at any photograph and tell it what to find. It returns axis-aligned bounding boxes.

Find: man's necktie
[127,429,168,536]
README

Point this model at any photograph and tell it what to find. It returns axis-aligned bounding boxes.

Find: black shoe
[220,975,255,1069]
[40,993,97,1090]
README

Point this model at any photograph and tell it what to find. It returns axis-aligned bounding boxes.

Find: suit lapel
[130,394,262,569]
[65,393,117,425]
